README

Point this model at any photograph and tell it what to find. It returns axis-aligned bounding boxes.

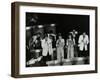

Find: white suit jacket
[41,38,52,56]
[78,34,89,51]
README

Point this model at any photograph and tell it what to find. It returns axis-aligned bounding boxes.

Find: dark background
[26,12,90,37]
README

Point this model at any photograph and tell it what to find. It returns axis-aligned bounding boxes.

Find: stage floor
[26,57,89,67]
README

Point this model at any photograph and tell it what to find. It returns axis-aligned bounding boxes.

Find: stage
[26,56,89,67]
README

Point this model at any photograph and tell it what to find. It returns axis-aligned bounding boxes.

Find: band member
[26,35,37,63]
[28,34,42,58]
[35,33,42,49]
[70,29,78,41]
[48,31,56,48]
[47,31,56,61]
[70,29,78,57]
[78,32,89,57]
[41,34,53,64]
[56,34,65,63]
[29,35,37,50]
[66,35,75,59]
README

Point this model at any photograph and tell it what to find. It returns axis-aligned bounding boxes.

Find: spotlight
[38,25,43,28]
[26,27,31,30]
[51,24,55,27]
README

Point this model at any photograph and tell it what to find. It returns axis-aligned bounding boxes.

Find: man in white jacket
[78,32,89,57]
[41,34,53,65]
[41,36,53,57]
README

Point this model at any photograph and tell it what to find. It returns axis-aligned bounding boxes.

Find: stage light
[38,25,43,28]
[51,24,55,27]
[26,27,31,30]
[35,49,41,53]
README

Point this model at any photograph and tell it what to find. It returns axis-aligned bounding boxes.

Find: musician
[78,32,89,57]
[29,35,37,50]
[56,34,65,63]
[28,34,42,59]
[41,34,53,64]
[70,29,78,44]
[70,29,78,57]
[48,31,56,48]
[66,35,75,59]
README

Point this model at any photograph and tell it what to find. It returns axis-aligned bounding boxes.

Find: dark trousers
[74,45,78,57]
[79,50,88,57]
[39,53,52,66]
[39,56,47,66]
